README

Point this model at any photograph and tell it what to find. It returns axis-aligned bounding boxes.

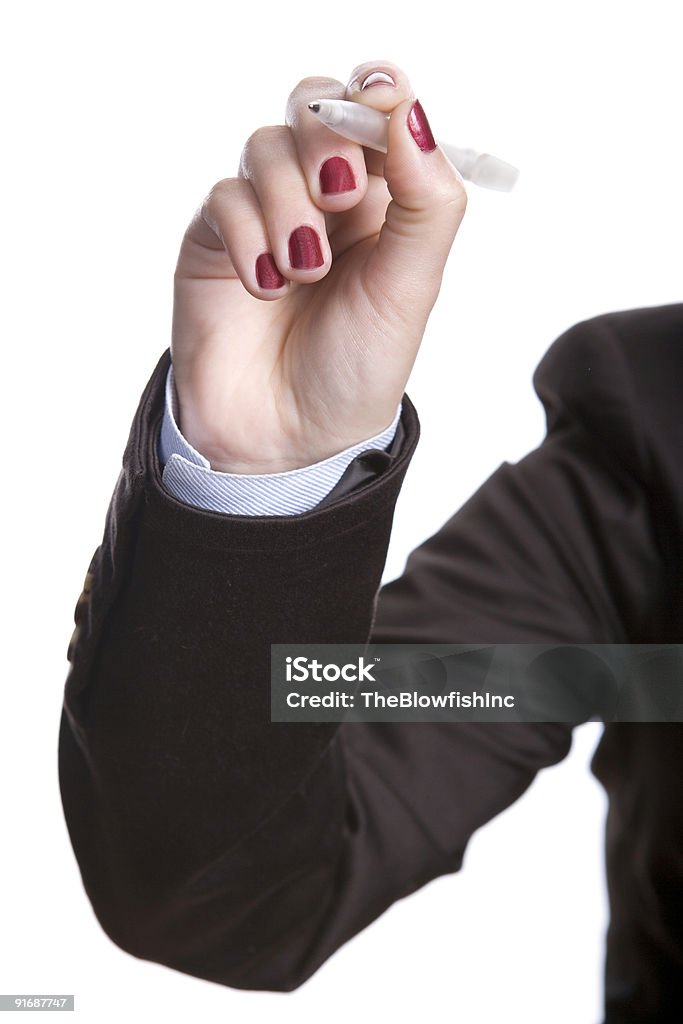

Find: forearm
[59,348,420,987]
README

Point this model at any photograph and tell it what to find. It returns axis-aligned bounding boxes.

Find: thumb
[363,97,468,314]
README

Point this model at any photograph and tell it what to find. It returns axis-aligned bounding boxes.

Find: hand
[171,60,467,473]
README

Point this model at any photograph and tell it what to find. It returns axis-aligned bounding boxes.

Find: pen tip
[308,101,320,113]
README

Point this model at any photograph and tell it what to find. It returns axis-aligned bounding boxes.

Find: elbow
[80,865,333,994]
[95,906,321,993]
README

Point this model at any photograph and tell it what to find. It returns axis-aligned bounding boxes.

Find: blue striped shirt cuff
[159,363,402,516]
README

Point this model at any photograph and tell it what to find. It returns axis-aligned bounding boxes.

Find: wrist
[163,362,402,477]
[184,426,398,474]
[177,395,402,476]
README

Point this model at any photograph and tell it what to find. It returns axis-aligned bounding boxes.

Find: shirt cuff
[159,363,402,516]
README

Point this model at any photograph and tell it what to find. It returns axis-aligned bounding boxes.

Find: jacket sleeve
[58,345,422,991]
[58,309,671,992]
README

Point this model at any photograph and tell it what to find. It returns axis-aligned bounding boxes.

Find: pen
[308,99,519,193]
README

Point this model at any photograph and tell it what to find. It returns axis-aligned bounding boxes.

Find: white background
[2,1,681,1021]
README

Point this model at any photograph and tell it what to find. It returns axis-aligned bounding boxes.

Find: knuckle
[202,177,238,214]
[286,77,344,122]
[291,75,341,94]
[196,178,246,240]
[244,124,288,151]
[433,172,468,214]
[240,125,289,172]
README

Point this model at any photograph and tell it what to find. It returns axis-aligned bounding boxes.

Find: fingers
[200,109,354,300]
[199,176,290,300]
[194,62,465,307]
[239,125,333,284]
[201,73,381,299]
[279,62,466,313]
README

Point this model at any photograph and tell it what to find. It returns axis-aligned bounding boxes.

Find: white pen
[308,99,519,193]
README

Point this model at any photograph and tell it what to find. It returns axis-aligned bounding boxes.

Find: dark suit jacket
[58,303,683,1019]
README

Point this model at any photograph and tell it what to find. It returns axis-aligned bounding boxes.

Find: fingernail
[320,156,356,195]
[256,252,286,289]
[347,69,397,92]
[360,70,397,90]
[289,226,324,269]
[407,99,437,153]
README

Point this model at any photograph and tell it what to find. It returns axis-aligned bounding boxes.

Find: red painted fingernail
[289,226,324,269]
[255,252,286,289]
[407,99,437,153]
[320,156,356,195]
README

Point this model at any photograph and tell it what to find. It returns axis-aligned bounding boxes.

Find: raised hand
[171,60,467,473]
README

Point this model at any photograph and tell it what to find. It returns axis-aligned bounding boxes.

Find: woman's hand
[171,60,467,473]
